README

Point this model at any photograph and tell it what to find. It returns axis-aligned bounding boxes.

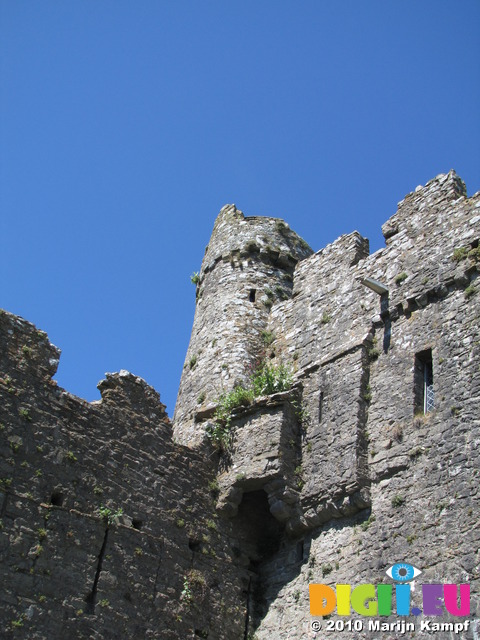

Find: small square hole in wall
[189,538,201,552]
[50,491,64,506]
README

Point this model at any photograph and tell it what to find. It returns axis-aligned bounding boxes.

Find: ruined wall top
[382,170,469,243]
[198,204,313,281]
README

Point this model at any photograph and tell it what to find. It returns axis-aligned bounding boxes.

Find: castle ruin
[0,170,479,638]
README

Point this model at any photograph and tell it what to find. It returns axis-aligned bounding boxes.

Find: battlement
[382,170,469,243]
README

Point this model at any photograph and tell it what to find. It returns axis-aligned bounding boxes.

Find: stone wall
[249,171,480,638]
[1,170,479,639]
[0,312,250,639]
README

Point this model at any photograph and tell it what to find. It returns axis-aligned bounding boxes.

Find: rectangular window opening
[414,349,434,414]
[249,289,256,302]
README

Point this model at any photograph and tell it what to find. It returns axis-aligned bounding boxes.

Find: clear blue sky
[1,1,479,416]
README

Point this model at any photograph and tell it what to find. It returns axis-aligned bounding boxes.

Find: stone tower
[173,204,312,447]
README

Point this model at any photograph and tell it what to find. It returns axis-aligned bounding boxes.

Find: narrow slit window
[249,289,256,302]
[414,349,434,414]
[318,391,324,423]
[296,540,304,563]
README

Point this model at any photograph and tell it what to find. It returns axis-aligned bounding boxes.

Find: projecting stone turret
[173,204,313,447]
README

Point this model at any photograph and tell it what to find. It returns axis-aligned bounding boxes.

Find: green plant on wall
[98,505,123,526]
[291,399,311,429]
[206,385,254,450]
[391,495,405,508]
[464,285,476,300]
[452,246,469,262]
[206,361,293,451]
[205,420,233,452]
[367,337,380,360]
[181,569,207,605]
[261,330,275,346]
[66,451,77,463]
[252,362,292,396]
[181,577,193,603]
[213,386,254,428]
[19,407,32,421]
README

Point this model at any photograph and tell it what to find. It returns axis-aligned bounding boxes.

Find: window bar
[424,361,434,413]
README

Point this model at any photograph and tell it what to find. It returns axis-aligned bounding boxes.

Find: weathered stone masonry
[1,170,479,639]
[0,316,250,639]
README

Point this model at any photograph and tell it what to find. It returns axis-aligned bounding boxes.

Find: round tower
[173,204,313,447]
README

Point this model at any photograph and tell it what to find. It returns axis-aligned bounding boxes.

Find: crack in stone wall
[85,526,109,613]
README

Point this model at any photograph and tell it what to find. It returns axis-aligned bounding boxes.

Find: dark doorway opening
[232,489,285,638]
[233,489,284,565]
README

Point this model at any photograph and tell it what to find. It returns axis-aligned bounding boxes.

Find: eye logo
[386,563,422,583]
